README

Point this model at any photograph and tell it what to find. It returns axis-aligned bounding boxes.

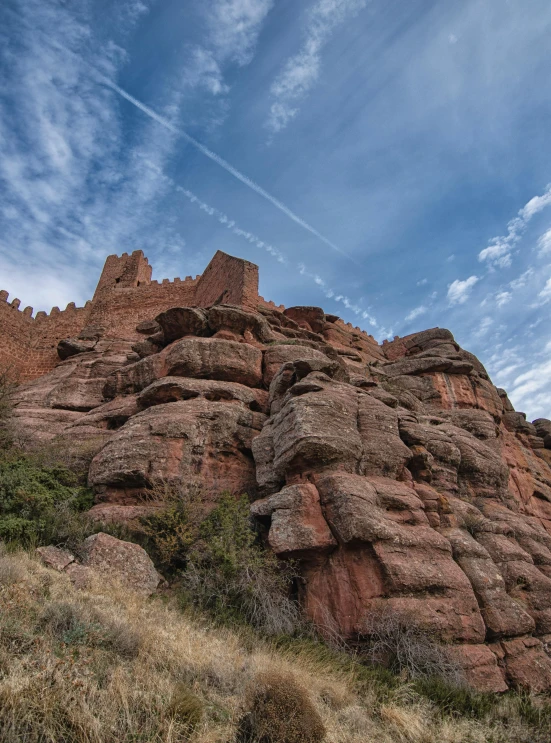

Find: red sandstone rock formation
[8,251,551,693]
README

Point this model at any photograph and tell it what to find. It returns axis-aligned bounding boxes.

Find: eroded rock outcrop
[13,294,551,693]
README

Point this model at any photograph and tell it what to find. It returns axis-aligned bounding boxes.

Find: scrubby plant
[0,454,94,548]
[362,607,464,684]
[165,682,204,732]
[139,482,206,571]
[237,671,326,743]
[179,493,302,635]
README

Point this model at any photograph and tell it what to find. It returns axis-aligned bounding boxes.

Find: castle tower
[93,250,152,297]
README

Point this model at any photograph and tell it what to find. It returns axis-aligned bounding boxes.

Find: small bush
[40,601,91,644]
[93,613,142,659]
[139,482,206,571]
[40,600,142,658]
[0,454,94,548]
[165,683,204,731]
[237,671,326,743]
[179,493,301,635]
[362,608,464,684]
[0,553,26,586]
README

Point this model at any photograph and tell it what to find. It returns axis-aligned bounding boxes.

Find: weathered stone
[89,399,264,498]
[263,344,331,387]
[155,306,209,342]
[9,250,551,693]
[283,306,326,334]
[448,645,507,693]
[136,319,161,335]
[251,483,336,555]
[36,545,75,572]
[500,636,551,691]
[57,337,96,360]
[165,337,263,387]
[137,376,268,413]
[80,532,161,595]
[208,304,273,342]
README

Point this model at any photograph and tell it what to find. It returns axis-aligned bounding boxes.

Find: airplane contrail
[97,75,359,266]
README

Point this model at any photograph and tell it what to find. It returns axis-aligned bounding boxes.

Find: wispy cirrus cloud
[101,78,358,264]
[265,0,367,134]
[538,277,551,303]
[447,275,479,305]
[185,0,274,96]
[478,184,551,268]
[405,305,427,322]
[204,0,274,66]
[495,291,512,307]
[297,262,385,334]
[537,227,551,256]
[0,0,190,308]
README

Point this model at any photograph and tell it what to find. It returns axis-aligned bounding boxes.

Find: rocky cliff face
[12,301,551,693]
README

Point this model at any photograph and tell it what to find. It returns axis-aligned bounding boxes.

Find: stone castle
[0,249,377,381]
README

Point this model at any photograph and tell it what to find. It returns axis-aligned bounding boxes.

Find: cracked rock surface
[14,304,551,692]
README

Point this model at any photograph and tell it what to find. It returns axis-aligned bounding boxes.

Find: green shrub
[0,455,94,548]
[179,493,301,635]
[237,671,326,743]
[139,483,205,571]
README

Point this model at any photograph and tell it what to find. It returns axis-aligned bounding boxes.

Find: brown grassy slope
[0,549,548,743]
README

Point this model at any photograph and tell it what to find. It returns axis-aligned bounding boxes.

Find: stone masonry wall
[0,249,280,382]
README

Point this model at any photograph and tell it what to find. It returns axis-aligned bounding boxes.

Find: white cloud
[185,48,229,95]
[416,278,428,286]
[538,277,551,302]
[509,267,534,290]
[266,0,367,134]
[183,1,274,102]
[519,188,551,220]
[537,227,551,256]
[479,184,551,268]
[205,0,274,66]
[297,261,379,328]
[495,290,512,307]
[405,305,427,322]
[447,275,479,305]
[474,316,493,337]
[0,0,199,309]
[508,357,551,420]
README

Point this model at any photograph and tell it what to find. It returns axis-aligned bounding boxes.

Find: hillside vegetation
[2,366,551,742]
[1,547,551,743]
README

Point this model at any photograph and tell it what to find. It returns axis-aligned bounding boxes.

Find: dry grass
[0,550,549,743]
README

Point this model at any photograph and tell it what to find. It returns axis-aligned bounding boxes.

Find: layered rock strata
[12,298,551,693]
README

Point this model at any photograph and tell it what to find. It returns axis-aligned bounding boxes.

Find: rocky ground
[12,301,551,693]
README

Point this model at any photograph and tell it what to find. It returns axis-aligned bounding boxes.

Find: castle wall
[89,277,200,339]
[0,293,92,381]
[1,249,277,382]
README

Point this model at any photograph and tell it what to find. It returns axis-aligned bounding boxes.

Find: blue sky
[1,0,551,419]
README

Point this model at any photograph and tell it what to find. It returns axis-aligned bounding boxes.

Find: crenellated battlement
[1,248,378,382]
[0,250,280,381]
